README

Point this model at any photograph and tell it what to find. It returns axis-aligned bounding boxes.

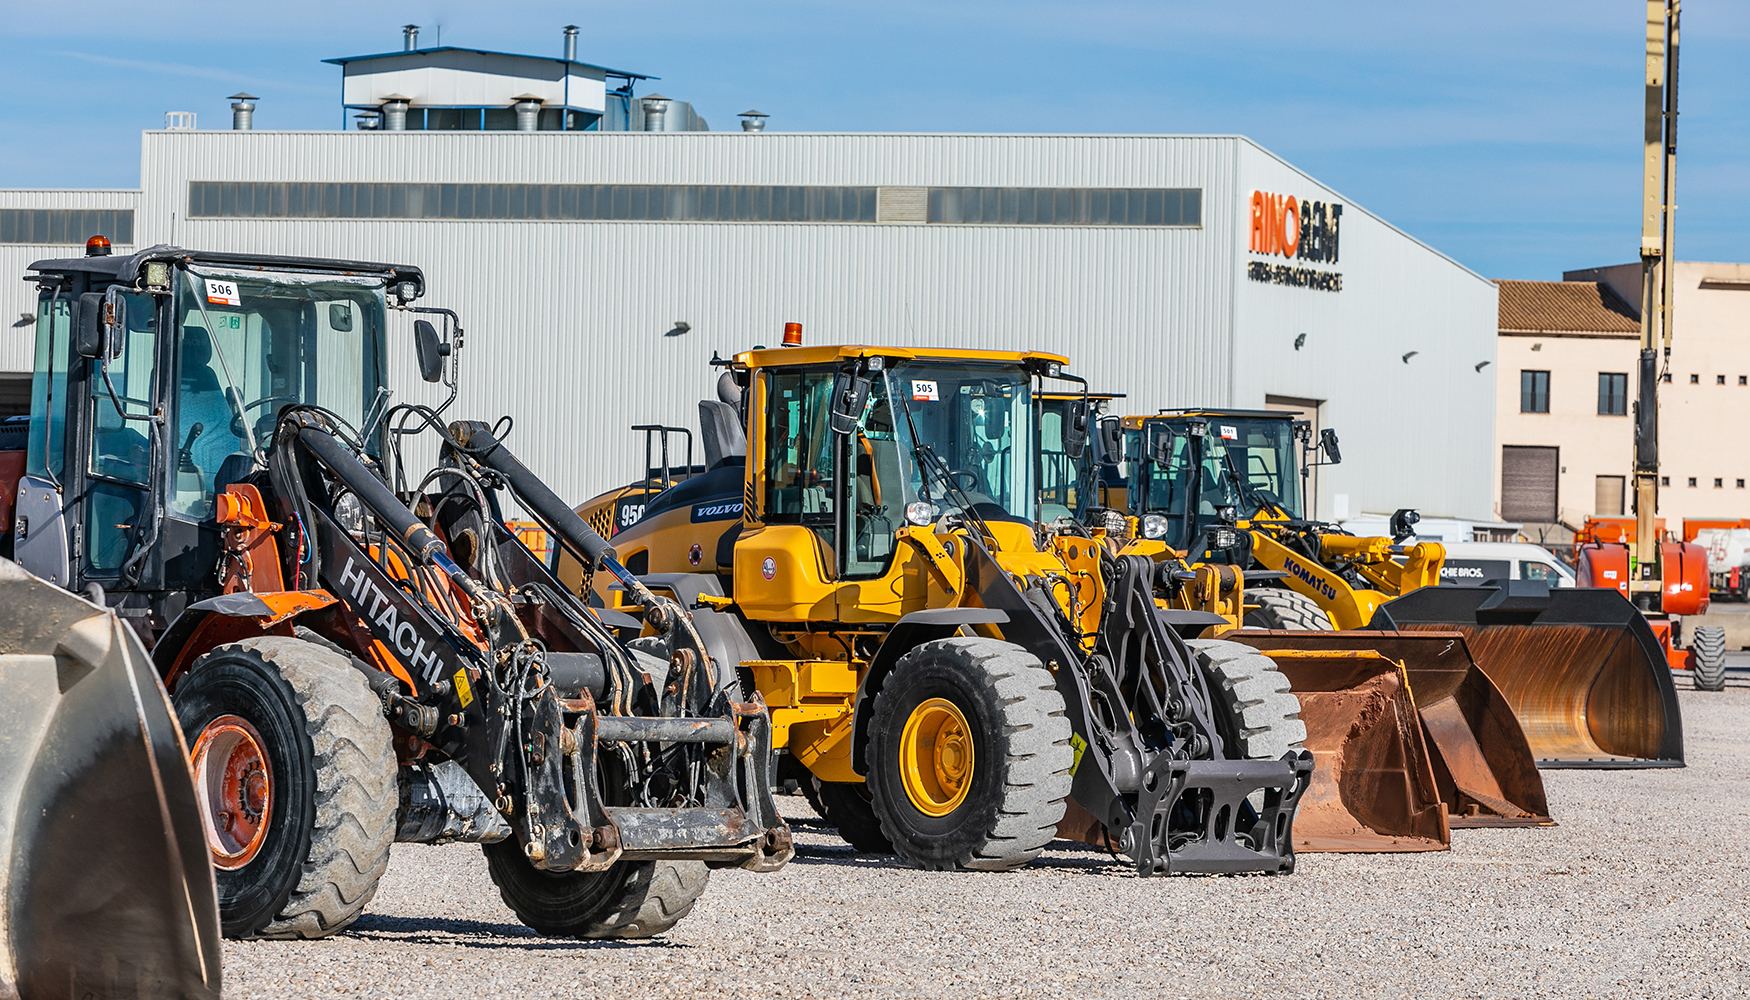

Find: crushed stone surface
[223,682,1750,999]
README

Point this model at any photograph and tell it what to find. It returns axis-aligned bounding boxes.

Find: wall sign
[1247,190,1344,292]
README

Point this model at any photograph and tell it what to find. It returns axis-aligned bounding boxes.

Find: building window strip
[1597,372,1627,415]
[1521,370,1551,413]
[0,209,134,245]
[188,182,1203,226]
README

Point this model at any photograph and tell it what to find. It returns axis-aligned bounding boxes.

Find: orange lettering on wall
[1282,195,1300,258]
[1249,191,1266,252]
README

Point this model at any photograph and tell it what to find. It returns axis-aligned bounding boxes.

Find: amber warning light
[782,322,802,347]
[85,235,112,257]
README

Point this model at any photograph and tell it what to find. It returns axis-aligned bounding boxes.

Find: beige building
[1495,262,1750,540]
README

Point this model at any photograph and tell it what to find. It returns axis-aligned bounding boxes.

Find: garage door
[1501,446,1559,522]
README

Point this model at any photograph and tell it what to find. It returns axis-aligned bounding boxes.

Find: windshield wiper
[182,269,263,466]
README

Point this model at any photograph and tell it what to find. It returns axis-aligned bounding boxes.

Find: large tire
[1692,624,1728,692]
[865,638,1073,871]
[483,844,709,939]
[1186,639,1307,760]
[1243,587,1334,631]
[172,636,397,939]
[814,779,893,853]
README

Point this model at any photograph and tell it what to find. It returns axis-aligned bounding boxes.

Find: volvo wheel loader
[3,243,788,948]
[1097,408,1681,770]
[566,340,1313,876]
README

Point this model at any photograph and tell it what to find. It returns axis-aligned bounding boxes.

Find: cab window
[763,368,837,557]
[88,292,158,486]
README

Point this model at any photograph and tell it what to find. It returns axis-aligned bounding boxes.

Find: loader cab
[722,345,1077,621]
[17,245,416,614]
[1125,411,1306,554]
[1036,391,1124,519]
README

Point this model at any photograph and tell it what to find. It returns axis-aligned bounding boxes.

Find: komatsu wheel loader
[2,243,788,950]
[566,341,1312,876]
[1097,408,1681,770]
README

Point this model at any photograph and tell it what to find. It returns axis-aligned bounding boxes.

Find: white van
[1435,541,1576,587]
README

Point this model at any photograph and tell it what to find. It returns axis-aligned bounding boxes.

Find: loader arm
[1247,528,1385,629]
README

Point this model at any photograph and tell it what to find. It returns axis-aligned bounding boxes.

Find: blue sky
[2,1,1744,279]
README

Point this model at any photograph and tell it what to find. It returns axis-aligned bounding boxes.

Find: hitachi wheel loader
[2,243,789,953]
[1091,408,1681,771]
[565,340,1313,876]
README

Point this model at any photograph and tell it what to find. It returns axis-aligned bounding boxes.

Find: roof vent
[563,25,579,62]
[738,110,769,132]
[228,93,257,130]
[513,95,543,132]
[403,24,420,51]
[381,95,411,131]
[164,111,196,130]
[641,95,670,132]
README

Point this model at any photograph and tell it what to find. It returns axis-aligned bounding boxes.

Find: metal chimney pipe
[229,93,257,130]
[381,97,410,131]
[563,25,579,62]
[641,95,670,132]
[738,110,769,132]
[403,24,420,51]
[513,97,542,132]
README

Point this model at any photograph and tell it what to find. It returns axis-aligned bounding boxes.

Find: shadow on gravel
[342,914,686,951]
[784,840,1135,876]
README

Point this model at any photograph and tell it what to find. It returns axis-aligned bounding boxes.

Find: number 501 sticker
[204,278,240,306]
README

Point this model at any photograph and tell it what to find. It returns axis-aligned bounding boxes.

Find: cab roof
[27,244,424,295]
[733,344,1068,369]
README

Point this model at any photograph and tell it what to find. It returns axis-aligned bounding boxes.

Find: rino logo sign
[1249,191,1343,265]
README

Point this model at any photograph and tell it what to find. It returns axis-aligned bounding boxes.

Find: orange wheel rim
[899,697,974,817]
[191,715,273,870]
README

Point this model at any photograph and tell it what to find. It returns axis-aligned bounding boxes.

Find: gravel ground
[225,683,1750,999]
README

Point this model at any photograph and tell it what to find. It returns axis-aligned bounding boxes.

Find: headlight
[1216,505,1238,525]
[1141,514,1170,540]
[1210,527,1241,550]
[334,491,364,533]
[905,501,935,527]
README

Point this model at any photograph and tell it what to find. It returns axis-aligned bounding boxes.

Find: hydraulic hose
[446,421,616,569]
[297,420,448,564]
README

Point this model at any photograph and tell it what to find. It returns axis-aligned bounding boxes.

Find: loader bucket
[1223,636,1449,853]
[1232,630,1551,829]
[0,560,221,999]
[1371,583,1683,769]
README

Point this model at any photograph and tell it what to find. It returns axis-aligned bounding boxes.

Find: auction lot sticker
[204,278,241,306]
[912,380,940,401]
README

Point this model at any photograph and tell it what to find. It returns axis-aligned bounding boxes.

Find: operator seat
[176,326,246,515]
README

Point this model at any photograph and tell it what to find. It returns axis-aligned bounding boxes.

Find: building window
[187,181,1204,227]
[1688,477,1697,487]
[1520,370,1550,413]
[0,209,134,245]
[1739,479,1745,488]
[1595,475,1625,516]
[1662,372,1672,383]
[1719,375,1727,385]
[927,188,1201,226]
[1597,372,1627,415]
[1661,476,1670,486]
[1716,478,1725,488]
[1690,374,1699,383]
[1740,376,1746,385]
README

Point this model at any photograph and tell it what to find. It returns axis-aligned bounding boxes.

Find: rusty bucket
[1234,630,1551,829]
[1371,583,1684,769]
[1225,638,1450,853]
[0,560,221,999]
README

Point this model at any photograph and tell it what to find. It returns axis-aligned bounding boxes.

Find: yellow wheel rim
[899,697,974,817]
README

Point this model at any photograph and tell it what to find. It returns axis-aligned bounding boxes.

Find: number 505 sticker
[204,278,240,306]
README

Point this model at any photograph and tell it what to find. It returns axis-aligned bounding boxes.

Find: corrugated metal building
[1,128,1497,518]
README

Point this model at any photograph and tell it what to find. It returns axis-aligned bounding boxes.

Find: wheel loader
[1091,407,1682,770]
[564,339,1316,875]
[2,242,789,951]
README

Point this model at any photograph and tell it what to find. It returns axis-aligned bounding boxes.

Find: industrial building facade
[0,128,1497,519]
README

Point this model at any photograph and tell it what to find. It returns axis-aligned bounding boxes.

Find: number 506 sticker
[204,278,240,306]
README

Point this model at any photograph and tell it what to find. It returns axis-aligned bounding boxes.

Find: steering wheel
[947,469,980,491]
[243,394,297,413]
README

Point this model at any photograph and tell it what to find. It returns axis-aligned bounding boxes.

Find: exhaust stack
[228,93,256,130]
[403,23,420,51]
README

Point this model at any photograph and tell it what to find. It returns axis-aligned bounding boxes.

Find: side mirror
[1390,508,1420,543]
[1148,425,1176,466]
[75,289,126,360]
[828,368,872,435]
[1319,427,1342,465]
[1096,417,1124,468]
[413,319,449,383]
[1062,400,1089,461]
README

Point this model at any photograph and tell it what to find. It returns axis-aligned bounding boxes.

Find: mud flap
[1372,584,1684,768]
[1235,630,1552,837]
[0,560,221,999]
